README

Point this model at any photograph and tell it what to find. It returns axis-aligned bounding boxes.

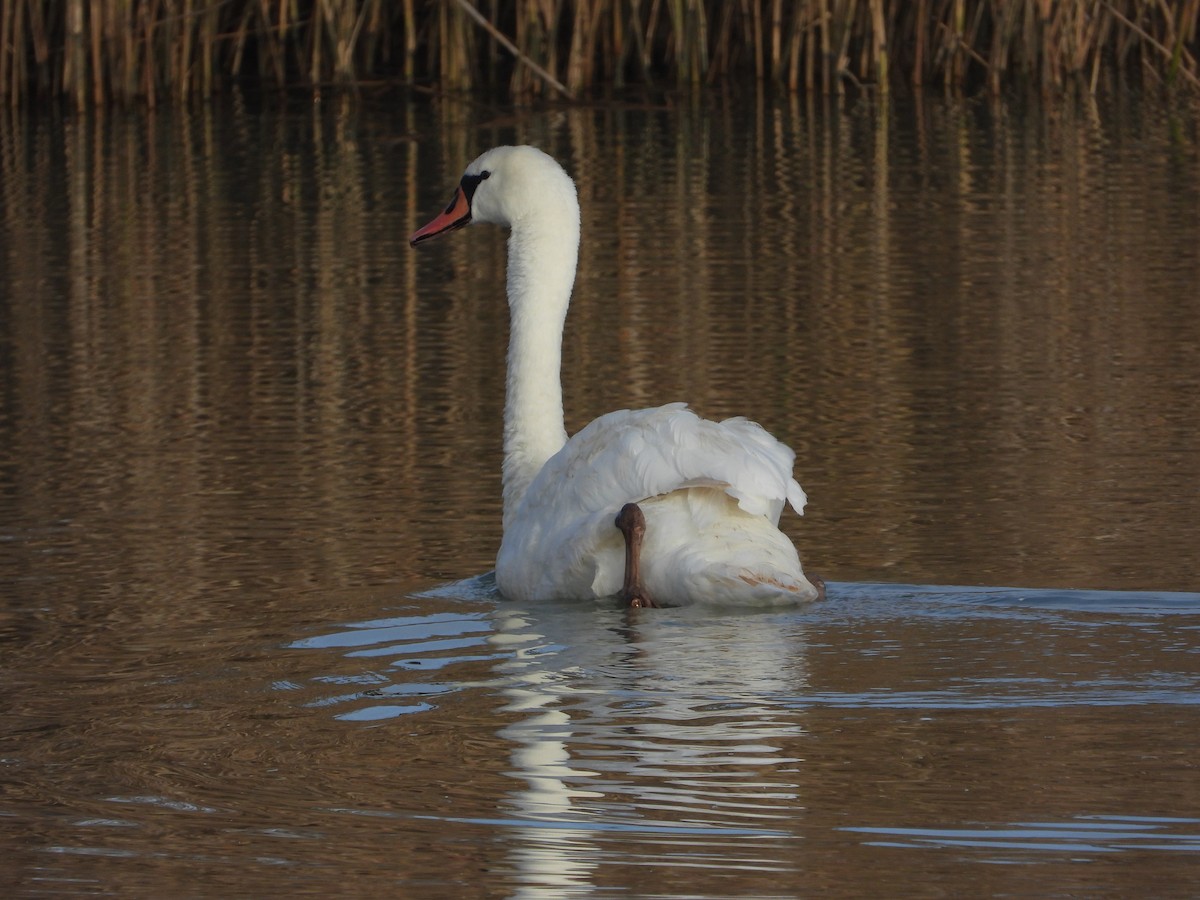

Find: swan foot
[615,502,656,609]
[811,573,827,601]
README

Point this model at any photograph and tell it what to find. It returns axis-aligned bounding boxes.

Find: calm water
[2,90,1199,896]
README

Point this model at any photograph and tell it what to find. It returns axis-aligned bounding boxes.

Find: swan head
[409,145,578,246]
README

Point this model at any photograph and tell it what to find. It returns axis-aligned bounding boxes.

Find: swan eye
[460,170,491,204]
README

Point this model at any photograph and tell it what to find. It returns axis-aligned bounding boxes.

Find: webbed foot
[615,502,656,609]
[811,573,827,601]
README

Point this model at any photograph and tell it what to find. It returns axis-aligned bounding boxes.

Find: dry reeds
[1,0,399,107]
[1,1,1198,106]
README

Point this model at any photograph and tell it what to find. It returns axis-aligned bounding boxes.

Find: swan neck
[501,213,579,529]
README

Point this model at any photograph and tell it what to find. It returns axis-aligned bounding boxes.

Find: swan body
[411,145,820,607]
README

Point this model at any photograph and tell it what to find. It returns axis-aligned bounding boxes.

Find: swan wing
[497,403,811,603]
[532,402,806,523]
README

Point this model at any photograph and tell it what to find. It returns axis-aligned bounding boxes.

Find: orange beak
[409,186,472,247]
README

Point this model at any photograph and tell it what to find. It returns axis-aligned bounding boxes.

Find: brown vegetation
[1,1,1197,106]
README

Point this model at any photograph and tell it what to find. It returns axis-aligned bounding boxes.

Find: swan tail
[636,488,821,606]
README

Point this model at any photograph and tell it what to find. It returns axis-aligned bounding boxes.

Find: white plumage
[410,146,821,607]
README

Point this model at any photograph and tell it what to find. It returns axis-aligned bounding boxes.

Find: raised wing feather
[515,402,806,526]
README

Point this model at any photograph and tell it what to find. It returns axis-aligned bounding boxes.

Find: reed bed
[2,0,1198,106]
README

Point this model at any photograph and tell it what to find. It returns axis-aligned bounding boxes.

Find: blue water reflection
[844,814,1200,855]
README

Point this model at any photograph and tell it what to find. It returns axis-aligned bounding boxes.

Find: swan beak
[409,187,472,247]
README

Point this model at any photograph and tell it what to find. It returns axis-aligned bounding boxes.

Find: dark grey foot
[615,502,656,609]
[811,573,827,601]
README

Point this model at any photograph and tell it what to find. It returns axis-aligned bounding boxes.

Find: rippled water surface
[2,91,1199,896]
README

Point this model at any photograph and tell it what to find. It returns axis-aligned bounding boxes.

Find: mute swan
[410,145,822,608]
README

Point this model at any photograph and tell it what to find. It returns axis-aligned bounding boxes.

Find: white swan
[410,145,822,607]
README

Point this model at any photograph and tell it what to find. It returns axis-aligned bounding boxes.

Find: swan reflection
[292,589,813,891]
[485,600,811,893]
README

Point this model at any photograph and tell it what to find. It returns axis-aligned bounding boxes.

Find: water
[2,90,1199,896]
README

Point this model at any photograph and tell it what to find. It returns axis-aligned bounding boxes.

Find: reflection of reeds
[3,89,1199,586]
[1,1,1198,104]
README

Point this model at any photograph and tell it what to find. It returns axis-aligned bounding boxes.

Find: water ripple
[289,579,1200,888]
[844,814,1200,857]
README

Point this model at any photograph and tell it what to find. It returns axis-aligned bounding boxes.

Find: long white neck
[501,203,580,530]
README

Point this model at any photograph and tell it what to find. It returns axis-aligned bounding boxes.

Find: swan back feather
[496,403,814,605]
[519,403,806,523]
